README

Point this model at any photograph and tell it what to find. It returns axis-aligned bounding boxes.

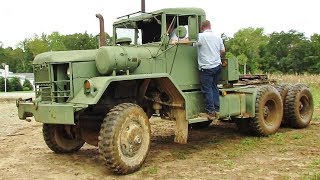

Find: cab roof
[113,7,205,25]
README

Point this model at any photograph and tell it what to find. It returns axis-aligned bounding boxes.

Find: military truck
[16,7,313,174]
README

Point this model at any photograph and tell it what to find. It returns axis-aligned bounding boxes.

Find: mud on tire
[284,84,313,128]
[274,83,290,126]
[251,85,283,136]
[43,124,85,153]
[98,103,151,175]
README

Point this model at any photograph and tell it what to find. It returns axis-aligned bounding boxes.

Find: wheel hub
[263,99,276,126]
[263,106,270,119]
[120,120,143,157]
[299,95,310,118]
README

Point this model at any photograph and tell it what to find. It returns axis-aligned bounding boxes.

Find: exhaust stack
[141,0,145,13]
[96,14,106,47]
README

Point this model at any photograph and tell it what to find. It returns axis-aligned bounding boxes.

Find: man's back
[197,30,224,70]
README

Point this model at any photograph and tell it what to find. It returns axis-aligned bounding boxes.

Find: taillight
[84,80,91,94]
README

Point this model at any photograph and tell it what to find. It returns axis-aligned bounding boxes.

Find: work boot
[199,112,216,121]
[215,112,220,120]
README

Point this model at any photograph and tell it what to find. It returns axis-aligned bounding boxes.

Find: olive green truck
[16,8,313,174]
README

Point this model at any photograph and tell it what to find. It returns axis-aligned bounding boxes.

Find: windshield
[116,28,142,45]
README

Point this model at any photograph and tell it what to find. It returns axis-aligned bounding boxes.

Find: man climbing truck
[16,7,313,175]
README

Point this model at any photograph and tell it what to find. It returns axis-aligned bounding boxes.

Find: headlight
[67,67,71,78]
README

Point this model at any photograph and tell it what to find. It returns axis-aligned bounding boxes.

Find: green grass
[277,147,288,153]
[301,172,320,180]
[291,134,304,140]
[310,159,320,168]
[223,160,235,168]
[310,86,320,108]
[141,166,159,174]
[270,132,286,145]
[223,137,261,158]
[171,149,192,160]
[310,86,320,122]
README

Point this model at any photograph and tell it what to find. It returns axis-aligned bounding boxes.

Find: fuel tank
[95,46,158,75]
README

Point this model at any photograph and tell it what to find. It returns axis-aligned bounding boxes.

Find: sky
[0,0,319,48]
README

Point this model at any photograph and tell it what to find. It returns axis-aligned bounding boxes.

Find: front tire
[43,124,85,153]
[98,103,151,175]
[251,85,283,136]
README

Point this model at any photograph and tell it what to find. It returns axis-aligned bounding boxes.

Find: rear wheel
[43,124,85,153]
[98,103,151,175]
[284,84,313,128]
[251,85,283,136]
[274,83,290,126]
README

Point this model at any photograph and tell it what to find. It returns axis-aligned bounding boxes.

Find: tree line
[225,28,320,74]
[0,29,319,74]
[0,32,101,73]
[0,77,33,92]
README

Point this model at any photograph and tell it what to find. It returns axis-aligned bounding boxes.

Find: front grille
[34,63,72,102]
[35,84,52,101]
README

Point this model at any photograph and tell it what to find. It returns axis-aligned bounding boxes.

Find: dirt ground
[1,97,320,179]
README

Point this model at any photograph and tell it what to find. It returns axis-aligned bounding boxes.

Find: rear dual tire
[284,84,313,128]
[251,85,283,136]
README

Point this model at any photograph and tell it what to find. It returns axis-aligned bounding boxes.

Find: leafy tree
[24,33,50,58]
[308,34,320,74]
[63,32,98,50]
[0,77,11,92]
[23,79,33,91]
[261,30,313,74]
[225,27,268,73]
[9,77,23,91]
[48,32,67,51]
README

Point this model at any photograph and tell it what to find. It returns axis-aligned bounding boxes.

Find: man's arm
[220,48,226,57]
[175,34,202,45]
[220,38,226,57]
[173,38,193,45]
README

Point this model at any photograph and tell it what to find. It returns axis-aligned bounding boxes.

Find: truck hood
[33,49,98,64]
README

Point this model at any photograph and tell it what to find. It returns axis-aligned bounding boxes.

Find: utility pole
[2,63,8,92]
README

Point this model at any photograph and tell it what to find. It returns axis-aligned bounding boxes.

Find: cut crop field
[0,75,319,179]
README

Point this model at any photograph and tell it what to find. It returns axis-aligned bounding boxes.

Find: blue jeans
[200,65,221,114]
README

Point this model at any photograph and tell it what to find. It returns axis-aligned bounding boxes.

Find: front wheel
[98,103,151,175]
[43,124,85,153]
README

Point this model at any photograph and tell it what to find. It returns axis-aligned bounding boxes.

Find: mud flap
[174,109,188,144]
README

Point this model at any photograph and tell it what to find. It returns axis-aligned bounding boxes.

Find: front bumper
[16,99,77,124]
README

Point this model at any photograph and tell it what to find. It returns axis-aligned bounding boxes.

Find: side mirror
[175,26,187,39]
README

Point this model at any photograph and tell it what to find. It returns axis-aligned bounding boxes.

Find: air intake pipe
[96,14,106,47]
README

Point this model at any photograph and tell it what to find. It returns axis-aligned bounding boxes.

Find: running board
[188,117,210,124]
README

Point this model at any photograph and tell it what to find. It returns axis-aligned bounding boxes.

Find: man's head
[200,20,211,32]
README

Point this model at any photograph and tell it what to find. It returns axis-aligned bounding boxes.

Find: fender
[70,73,186,105]
[70,73,189,144]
